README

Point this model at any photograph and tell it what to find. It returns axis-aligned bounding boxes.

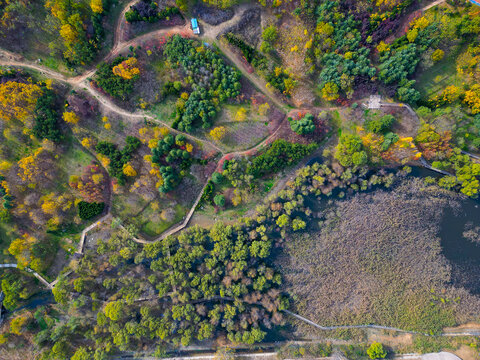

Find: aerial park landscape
[0,0,480,359]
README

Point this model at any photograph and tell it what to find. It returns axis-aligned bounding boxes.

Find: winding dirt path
[421,0,446,12]
[0,2,294,251]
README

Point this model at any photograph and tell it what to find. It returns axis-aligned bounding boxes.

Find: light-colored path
[421,352,462,360]
[0,263,52,288]
[76,214,112,255]
[421,0,446,12]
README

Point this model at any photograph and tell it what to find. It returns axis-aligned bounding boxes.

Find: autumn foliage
[112,57,140,80]
[69,164,106,203]
[415,123,452,161]
[0,81,42,123]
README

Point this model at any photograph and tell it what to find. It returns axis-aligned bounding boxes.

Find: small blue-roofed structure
[469,0,480,6]
[191,18,200,35]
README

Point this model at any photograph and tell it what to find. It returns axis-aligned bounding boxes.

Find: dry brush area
[277,179,480,336]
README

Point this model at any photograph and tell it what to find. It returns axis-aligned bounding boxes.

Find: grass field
[140,203,186,237]
[415,44,466,100]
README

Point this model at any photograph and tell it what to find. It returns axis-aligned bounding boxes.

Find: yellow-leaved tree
[464,85,480,114]
[63,111,80,124]
[17,148,43,183]
[321,82,339,101]
[235,107,247,121]
[8,233,37,269]
[123,163,137,177]
[112,58,140,80]
[0,81,43,123]
[91,0,103,13]
[210,126,226,141]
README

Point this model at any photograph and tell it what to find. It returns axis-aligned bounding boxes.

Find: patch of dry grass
[278,179,480,335]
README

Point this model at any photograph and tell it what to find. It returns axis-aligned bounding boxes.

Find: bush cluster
[95,57,139,100]
[126,1,180,23]
[247,139,317,178]
[96,136,141,185]
[78,201,105,220]
[163,35,241,132]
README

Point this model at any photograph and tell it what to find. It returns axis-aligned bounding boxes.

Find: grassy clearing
[415,44,465,99]
[148,98,177,125]
[111,193,149,219]
[139,203,186,237]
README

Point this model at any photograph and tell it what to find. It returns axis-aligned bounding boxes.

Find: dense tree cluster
[125,0,180,23]
[289,113,315,135]
[95,136,141,185]
[163,35,241,132]
[95,56,140,99]
[33,87,62,142]
[45,0,106,66]
[247,139,317,178]
[151,134,192,193]
[0,272,36,310]
[77,200,105,220]
[45,218,288,355]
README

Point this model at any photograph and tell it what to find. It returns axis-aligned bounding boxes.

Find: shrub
[78,201,105,220]
[214,194,225,207]
[289,113,316,135]
[365,114,396,133]
[367,342,386,359]
[431,49,444,62]
[211,172,224,184]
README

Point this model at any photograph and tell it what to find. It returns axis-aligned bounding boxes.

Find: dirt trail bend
[200,3,256,40]
[113,0,139,48]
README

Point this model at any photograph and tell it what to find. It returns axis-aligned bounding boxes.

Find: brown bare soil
[123,14,185,42]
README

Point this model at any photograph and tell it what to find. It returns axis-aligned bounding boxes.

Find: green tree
[367,342,387,359]
[365,114,395,134]
[211,172,224,184]
[289,113,316,135]
[104,300,124,321]
[260,25,278,53]
[335,134,368,167]
[214,194,226,207]
[276,214,290,228]
[71,347,93,360]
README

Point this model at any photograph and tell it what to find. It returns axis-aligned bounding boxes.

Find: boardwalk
[0,263,52,288]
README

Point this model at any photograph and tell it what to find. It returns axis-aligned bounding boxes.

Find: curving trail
[5,6,478,343]
[0,263,52,288]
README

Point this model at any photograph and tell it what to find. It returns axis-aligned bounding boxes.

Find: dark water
[438,193,480,294]
[411,166,480,294]
[10,292,54,314]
